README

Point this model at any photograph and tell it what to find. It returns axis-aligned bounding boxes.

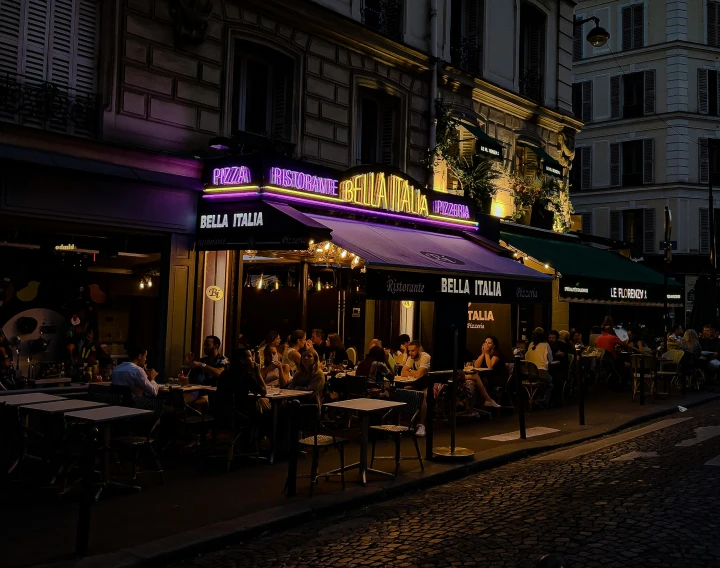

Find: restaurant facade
[195,155,552,368]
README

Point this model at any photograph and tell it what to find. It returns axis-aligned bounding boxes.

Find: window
[581,212,593,234]
[700,208,720,254]
[573,16,584,62]
[698,70,720,117]
[450,0,484,74]
[610,70,655,119]
[699,138,720,184]
[572,81,592,122]
[610,208,655,255]
[362,0,403,40]
[708,0,720,47]
[571,147,592,191]
[621,4,644,50]
[446,125,476,192]
[515,145,540,180]
[610,139,654,187]
[357,88,400,167]
[232,41,293,140]
[519,2,545,104]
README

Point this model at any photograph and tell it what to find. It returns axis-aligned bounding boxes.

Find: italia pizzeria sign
[203,159,476,228]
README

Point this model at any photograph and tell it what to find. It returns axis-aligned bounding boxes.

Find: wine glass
[342,359,349,369]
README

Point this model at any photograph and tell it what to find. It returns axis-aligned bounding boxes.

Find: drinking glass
[342,359,349,369]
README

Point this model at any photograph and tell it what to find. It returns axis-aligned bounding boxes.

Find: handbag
[255,397,271,413]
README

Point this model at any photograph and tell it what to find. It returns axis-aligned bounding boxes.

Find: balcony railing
[519,68,543,104]
[0,72,100,138]
[362,0,403,41]
[450,36,482,75]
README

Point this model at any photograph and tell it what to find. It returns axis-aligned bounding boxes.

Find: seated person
[588,326,602,348]
[667,324,684,350]
[183,335,229,408]
[326,333,349,367]
[366,346,395,385]
[216,348,269,422]
[463,336,504,411]
[111,343,159,397]
[401,341,431,437]
[525,328,554,404]
[626,329,644,352]
[595,326,632,357]
[287,349,326,407]
[682,329,702,357]
[701,324,720,381]
[368,338,397,371]
[260,344,290,388]
[393,334,411,368]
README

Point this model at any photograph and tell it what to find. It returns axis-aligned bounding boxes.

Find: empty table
[325,398,406,485]
[22,400,107,414]
[2,393,64,406]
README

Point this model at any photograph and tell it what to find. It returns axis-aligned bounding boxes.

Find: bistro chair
[287,402,347,496]
[631,354,657,402]
[207,391,261,471]
[346,347,357,366]
[169,386,214,446]
[369,389,424,475]
[561,353,575,405]
[595,348,621,386]
[109,384,134,407]
[520,361,547,410]
[656,349,684,396]
[110,396,165,483]
[88,383,121,405]
[675,351,704,392]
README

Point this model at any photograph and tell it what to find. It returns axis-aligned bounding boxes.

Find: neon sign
[200,212,263,229]
[339,172,429,218]
[432,200,470,220]
[212,166,252,186]
[269,167,339,196]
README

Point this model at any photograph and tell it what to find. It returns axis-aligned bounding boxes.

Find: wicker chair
[208,391,260,471]
[631,354,656,402]
[656,349,684,395]
[369,389,424,475]
[520,360,547,410]
[111,396,165,482]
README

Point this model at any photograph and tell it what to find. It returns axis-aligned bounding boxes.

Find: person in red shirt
[595,326,631,357]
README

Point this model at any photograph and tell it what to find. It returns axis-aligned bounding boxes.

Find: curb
[37,393,720,568]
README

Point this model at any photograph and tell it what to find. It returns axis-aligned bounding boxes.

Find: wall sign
[199,211,263,229]
[366,270,552,304]
[543,163,563,177]
[466,303,512,359]
[206,286,224,301]
[559,277,683,305]
[203,158,477,229]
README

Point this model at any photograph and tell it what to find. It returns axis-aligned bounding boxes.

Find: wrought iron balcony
[0,72,100,138]
[362,0,403,41]
[519,68,543,104]
[450,36,482,75]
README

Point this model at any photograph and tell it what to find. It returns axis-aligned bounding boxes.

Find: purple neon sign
[431,200,471,220]
[212,166,252,186]
[269,167,339,196]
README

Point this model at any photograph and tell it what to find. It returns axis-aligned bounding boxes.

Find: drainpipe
[427,0,438,188]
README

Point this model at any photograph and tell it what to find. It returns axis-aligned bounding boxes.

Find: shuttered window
[708,0,720,47]
[611,70,655,119]
[573,16,583,61]
[611,75,621,119]
[610,210,623,241]
[643,69,656,115]
[581,212,593,234]
[358,88,400,167]
[698,69,720,117]
[610,140,653,187]
[699,208,720,254]
[643,208,655,254]
[572,81,593,122]
[0,0,98,92]
[450,0,484,74]
[233,41,294,141]
[621,4,644,51]
[643,138,654,184]
[610,142,621,187]
[699,138,720,185]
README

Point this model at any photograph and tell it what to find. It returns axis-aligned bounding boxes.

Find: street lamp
[574,16,611,48]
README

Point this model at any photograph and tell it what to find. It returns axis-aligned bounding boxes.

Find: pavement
[10,388,719,568]
[163,399,720,568]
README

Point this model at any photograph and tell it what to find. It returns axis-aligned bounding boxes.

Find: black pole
[639,354,645,406]
[425,374,435,459]
[576,346,585,426]
[710,140,717,279]
[514,353,526,439]
[76,426,98,557]
[285,400,299,497]
[450,326,458,453]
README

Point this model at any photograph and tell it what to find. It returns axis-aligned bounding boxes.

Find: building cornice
[574,40,720,68]
[577,112,720,133]
[0,124,202,179]
[571,183,720,203]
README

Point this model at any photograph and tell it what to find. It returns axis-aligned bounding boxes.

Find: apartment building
[571,0,718,319]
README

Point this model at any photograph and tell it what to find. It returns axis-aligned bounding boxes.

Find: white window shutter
[0,0,22,75]
[700,208,710,254]
[581,146,592,190]
[621,6,632,50]
[582,81,592,122]
[709,1,719,47]
[74,0,98,93]
[699,69,709,115]
[643,69,655,115]
[459,126,475,159]
[49,0,73,88]
[610,211,623,241]
[643,138,654,184]
[700,138,710,184]
[271,71,289,140]
[610,142,621,187]
[380,101,395,166]
[632,4,644,49]
[24,0,50,82]
[573,17,583,61]
[581,212,593,234]
[611,75,621,118]
[643,208,655,254]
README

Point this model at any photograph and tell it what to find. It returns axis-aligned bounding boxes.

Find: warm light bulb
[324,242,330,251]
[513,252,518,258]
[274,280,279,290]
[341,250,347,258]
[317,279,322,291]
[353,257,359,265]
[257,275,264,289]
[544,263,549,269]
[309,240,314,245]
[147,278,153,288]
[139,280,145,290]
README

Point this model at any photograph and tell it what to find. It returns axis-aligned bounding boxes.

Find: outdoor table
[266,389,314,464]
[22,399,107,414]
[2,393,65,406]
[325,398,406,485]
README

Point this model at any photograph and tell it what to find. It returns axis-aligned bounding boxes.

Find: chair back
[393,388,424,426]
[289,401,326,444]
[130,395,164,435]
[88,383,120,405]
[521,360,541,380]
[345,375,368,399]
[567,354,575,379]
[346,347,357,366]
[663,349,684,364]
[110,384,133,407]
[169,386,189,419]
[631,354,656,373]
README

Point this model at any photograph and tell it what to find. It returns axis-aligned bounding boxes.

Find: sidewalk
[11,389,719,568]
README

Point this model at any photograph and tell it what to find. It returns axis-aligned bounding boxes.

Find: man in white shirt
[401,341,431,437]
[111,344,159,397]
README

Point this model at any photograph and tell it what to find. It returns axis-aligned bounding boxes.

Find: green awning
[500,231,683,306]
[518,142,564,178]
[459,122,503,160]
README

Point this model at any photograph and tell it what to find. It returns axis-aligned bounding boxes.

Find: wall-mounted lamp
[574,16,610,48]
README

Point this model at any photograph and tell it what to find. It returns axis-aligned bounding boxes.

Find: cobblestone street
[168,402,720,568]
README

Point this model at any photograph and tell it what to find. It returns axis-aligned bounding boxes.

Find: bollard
[285,400,299,497]
[575,346,585,426]
[425,376,434,459]
[450,327,458,453]
[639,353,645,406]
[514,353,526,440]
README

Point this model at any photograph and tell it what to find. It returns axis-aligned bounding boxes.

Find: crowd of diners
[109,317,720,443]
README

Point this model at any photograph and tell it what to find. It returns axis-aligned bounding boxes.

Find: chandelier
[308,240,363,268]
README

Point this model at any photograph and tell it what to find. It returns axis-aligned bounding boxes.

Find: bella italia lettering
[200,212,264,229]
[212,166,252,186]
[432,200,471,220]
[441,278,502,296]
[610,287,648,300]
[468,310,494,321]
[339,173,429,218]
[269,167,339,196]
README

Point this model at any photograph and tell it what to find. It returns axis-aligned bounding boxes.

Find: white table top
[266,389,315,400]
[22,400,107,413]
[2,393,65,406]
[65,406,152,423]
[326,398,406,412]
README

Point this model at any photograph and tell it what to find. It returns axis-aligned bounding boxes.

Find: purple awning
[309,214,550,282]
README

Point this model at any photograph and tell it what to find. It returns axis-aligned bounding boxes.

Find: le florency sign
[610,287,648,300]
[339,172,429,218]
[199,212,263,229]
